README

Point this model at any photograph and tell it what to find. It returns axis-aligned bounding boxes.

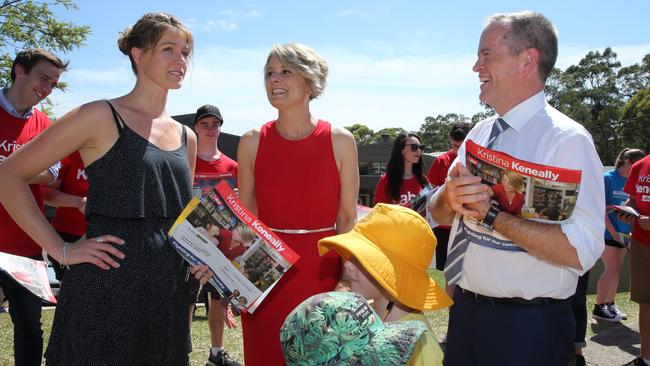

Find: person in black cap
[192,104,240,366]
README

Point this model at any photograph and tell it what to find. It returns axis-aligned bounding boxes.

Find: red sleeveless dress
[242,120,342,365]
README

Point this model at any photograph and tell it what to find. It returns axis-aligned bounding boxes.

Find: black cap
[194,104,223,125]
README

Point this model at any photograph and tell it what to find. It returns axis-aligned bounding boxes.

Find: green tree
[617,54,650,100]
[418,113,471,152]
[344,123,375,145]
[373,127,406,141]
[547,48,624,164]
[619,86,650,154]
[0,0,90,95]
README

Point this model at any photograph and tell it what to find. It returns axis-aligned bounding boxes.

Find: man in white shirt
[429,11,605,366]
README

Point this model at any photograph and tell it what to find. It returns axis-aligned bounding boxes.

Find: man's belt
[460,287,566,305]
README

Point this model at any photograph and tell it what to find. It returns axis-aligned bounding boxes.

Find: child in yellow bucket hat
[318,203,453,366]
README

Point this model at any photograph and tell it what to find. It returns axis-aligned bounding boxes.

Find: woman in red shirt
[491,170,525,215]
[374,133,429,206]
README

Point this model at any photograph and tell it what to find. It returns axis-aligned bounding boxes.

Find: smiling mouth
[272,88,287,95]
[169,70,185,77]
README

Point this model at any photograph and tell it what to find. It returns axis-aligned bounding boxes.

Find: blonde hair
[264,43,328,100]
[118,12,193,75]
[234,225,257,244]
[501,170,525,192]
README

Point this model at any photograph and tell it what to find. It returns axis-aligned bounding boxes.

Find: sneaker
[575,354,586,366]
[608,303,628,320]
[206,350,241,366]
[623,357,650,366]
[592,303,623,322]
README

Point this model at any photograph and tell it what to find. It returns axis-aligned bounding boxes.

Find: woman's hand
[65,235,125,270]
[189,264,214,285]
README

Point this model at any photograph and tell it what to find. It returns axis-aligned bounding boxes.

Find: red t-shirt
[624,155,650,245]
[492,183,525,215]
[51,152,88,236]
[0,107,51,257]
[193,153,238,197]
[426,149,457,186]
[374,174,425,206]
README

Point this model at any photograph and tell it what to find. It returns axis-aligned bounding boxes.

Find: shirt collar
[0,88,34,119]
[500,91,546,132]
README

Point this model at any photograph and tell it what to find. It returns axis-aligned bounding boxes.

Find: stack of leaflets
[0,252,56,303]
[168,181,299,313]
[459,139,582,252]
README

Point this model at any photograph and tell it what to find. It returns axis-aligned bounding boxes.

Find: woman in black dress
[0,12,211,365]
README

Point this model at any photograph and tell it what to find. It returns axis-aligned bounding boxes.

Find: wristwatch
[479,206,501,231]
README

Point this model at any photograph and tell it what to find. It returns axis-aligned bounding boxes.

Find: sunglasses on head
[405,143,424,152]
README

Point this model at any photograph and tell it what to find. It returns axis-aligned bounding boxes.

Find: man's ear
[521,48,540,77]
[14,64,27,78]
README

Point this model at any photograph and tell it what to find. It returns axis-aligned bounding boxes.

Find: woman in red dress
[237,43,359,365]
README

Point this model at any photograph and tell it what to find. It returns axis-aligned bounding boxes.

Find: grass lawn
[0,270,639,365]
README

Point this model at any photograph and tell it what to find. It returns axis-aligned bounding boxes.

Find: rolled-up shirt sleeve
[556,131,605,274]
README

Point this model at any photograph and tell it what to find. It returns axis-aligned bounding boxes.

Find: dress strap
[181,125,187,146]
[104,100,125,133]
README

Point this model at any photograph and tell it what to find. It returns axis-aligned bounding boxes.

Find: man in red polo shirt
[623,154,650,366]
[0,48,68,366]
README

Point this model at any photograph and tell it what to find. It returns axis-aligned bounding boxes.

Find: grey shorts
[630,239,650,303]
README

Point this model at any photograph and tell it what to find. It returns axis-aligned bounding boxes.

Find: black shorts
[605,239,625,249]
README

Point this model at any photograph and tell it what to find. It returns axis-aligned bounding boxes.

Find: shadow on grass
[590,320,640,357]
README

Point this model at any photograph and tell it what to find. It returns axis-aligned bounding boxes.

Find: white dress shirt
[447,91,605,299]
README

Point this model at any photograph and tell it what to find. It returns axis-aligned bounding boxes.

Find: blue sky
[49,0,650,136]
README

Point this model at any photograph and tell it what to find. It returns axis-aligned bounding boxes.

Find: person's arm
[236,128,260,215]
[465,133,605,271]
[0,101,125,269]
[604,213,622,243]
[624,197,650,231]
[26,167,57,185]
[42,179,87,213]
[332,127,359,234]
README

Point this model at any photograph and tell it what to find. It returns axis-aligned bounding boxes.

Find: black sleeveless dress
[45,102,193,365]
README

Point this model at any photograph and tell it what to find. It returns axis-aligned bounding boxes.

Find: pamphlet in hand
[168,181,299,313]
[607,205,640,219]
[457,139,583,252]
[408,184,438,218]
[0,252,57,303]
[193,171,236,198]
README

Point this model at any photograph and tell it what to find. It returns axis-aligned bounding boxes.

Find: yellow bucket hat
[318,203,452,311]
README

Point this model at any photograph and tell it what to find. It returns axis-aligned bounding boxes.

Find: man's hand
[445,162,491,219]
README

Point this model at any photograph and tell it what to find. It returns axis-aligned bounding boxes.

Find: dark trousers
[444,288,575,366]
[0,255,44,366]
[571,271,590,348]
[434,227,451,270]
